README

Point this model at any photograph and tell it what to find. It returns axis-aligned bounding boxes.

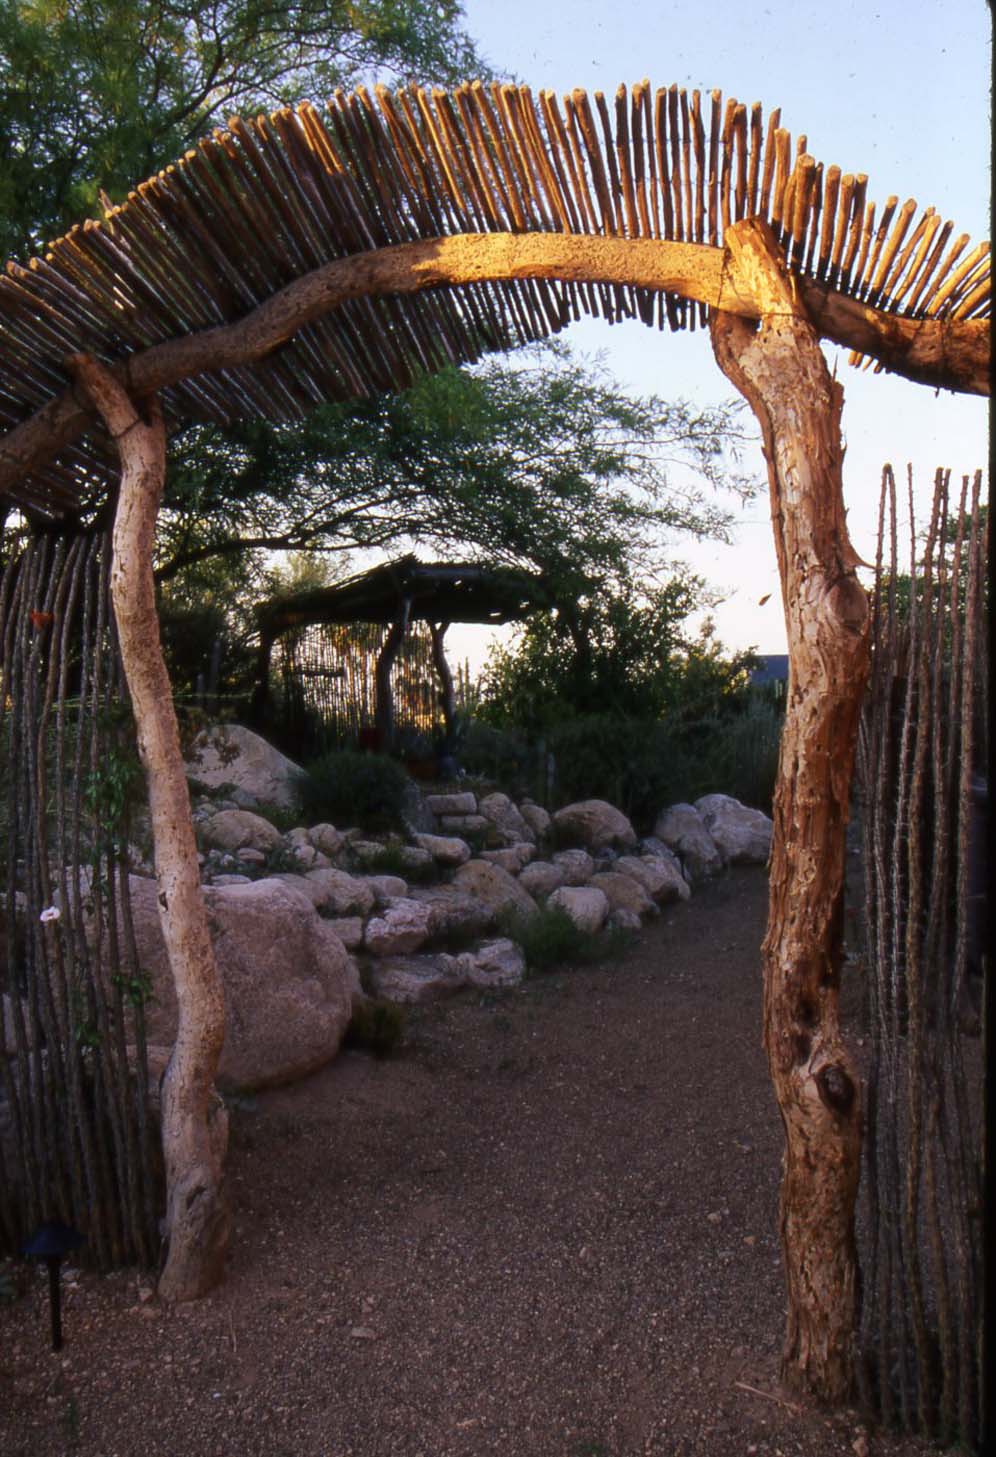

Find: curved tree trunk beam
[1,232,987,503]
[709,220,869,1404]
[69,355,230,1302]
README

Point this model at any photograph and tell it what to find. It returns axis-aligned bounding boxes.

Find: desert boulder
[548,885,610,933]
[652,804,723,882]
[186,724,303,811]
[552,800,638,853]
[694,794,773,865]
[128,876,359,1092]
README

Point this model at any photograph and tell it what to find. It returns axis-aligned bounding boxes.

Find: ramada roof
[256,554,550,635]
[0,81,988,519]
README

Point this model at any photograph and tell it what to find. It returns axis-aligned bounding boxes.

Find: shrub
[348,840,437,884]
[545,716,686,829]
[501,904,587,970]
[542,695,783,827]
[500,903,633,972]
[345,999,406,1058]
[251,798,304,834]
[299,750,411,832]
[457,720,546,801]
[691,692,783,812]
[260,842,302,876]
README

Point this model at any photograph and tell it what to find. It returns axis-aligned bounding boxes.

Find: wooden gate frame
[0,81,988,1403]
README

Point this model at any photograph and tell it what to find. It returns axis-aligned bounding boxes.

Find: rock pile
[145,728,772,1087]
[4,728,774,1096]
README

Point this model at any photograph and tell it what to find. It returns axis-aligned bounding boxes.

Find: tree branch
[2,231,987,507]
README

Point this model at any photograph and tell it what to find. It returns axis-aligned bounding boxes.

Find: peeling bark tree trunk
[709,222,870,1403]
[71,357,230,1302]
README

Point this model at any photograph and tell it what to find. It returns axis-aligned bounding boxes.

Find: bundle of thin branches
[856,466,986,1447]
[0,531,160,1266]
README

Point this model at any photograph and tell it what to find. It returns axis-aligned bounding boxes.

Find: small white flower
[39,906,61,923]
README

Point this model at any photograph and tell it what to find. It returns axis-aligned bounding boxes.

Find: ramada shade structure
[253,555,551,743]
[255,554,549,636]
[0,81,989,519]
[253,553,547,745]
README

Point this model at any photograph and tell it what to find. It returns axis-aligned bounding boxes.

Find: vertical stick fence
[1,529,161,1268]
[856,466,987,1447]
[271,619,443,757]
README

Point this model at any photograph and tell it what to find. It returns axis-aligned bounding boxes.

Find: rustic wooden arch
[0,79,989,1405]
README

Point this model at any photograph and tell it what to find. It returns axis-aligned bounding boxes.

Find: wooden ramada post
[709,219,870,1403]
[70,356,231,1302]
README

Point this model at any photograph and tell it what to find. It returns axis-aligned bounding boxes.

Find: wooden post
[70,357,230,1302]
[250,628,276,723]
[374,603,409,751]
[709,221,870,1403]
[429,622,456,737]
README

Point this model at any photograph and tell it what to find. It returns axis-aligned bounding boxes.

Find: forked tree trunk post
[709,221,871,1402]
[70,356,230,1302]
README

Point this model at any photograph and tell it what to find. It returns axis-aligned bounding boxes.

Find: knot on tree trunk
[815,1062,856,1117]
[822,578,869,637]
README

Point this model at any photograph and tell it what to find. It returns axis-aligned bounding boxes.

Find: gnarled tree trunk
[429,621,456,738]
[374,609,409,750]
[71,357,230,1301]
[710,221,871,1403]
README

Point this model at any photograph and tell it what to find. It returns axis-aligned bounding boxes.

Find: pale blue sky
[447,0,991,661]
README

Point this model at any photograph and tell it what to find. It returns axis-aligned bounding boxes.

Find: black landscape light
[22,1220,85,1351]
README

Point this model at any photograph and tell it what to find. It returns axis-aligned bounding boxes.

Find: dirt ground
[1,867,941,1456]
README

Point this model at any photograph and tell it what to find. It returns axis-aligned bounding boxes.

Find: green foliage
[83,746,142,845]
[500,904,634,973]
[0,0,491,261]
[501,904,587,971]
[252,800,304,835]
[157,558,259,712]
[127,345,753,717]
[539,692,782,828]
[543,717,675,826]
[154,346,752,593]
[691,690,784,813]
[457,721,544,801]
[71,996,102,1051]
[81,709,144,857]
[475,576,776,823]
[260,842,304,876]
[0,7,762,799]
[112,968,154,1010]
[299,750,411,832]
[478,574,717,729]
[344,997,405,1058]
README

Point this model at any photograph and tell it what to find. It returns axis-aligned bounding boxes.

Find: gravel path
[1,868,939,1456]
